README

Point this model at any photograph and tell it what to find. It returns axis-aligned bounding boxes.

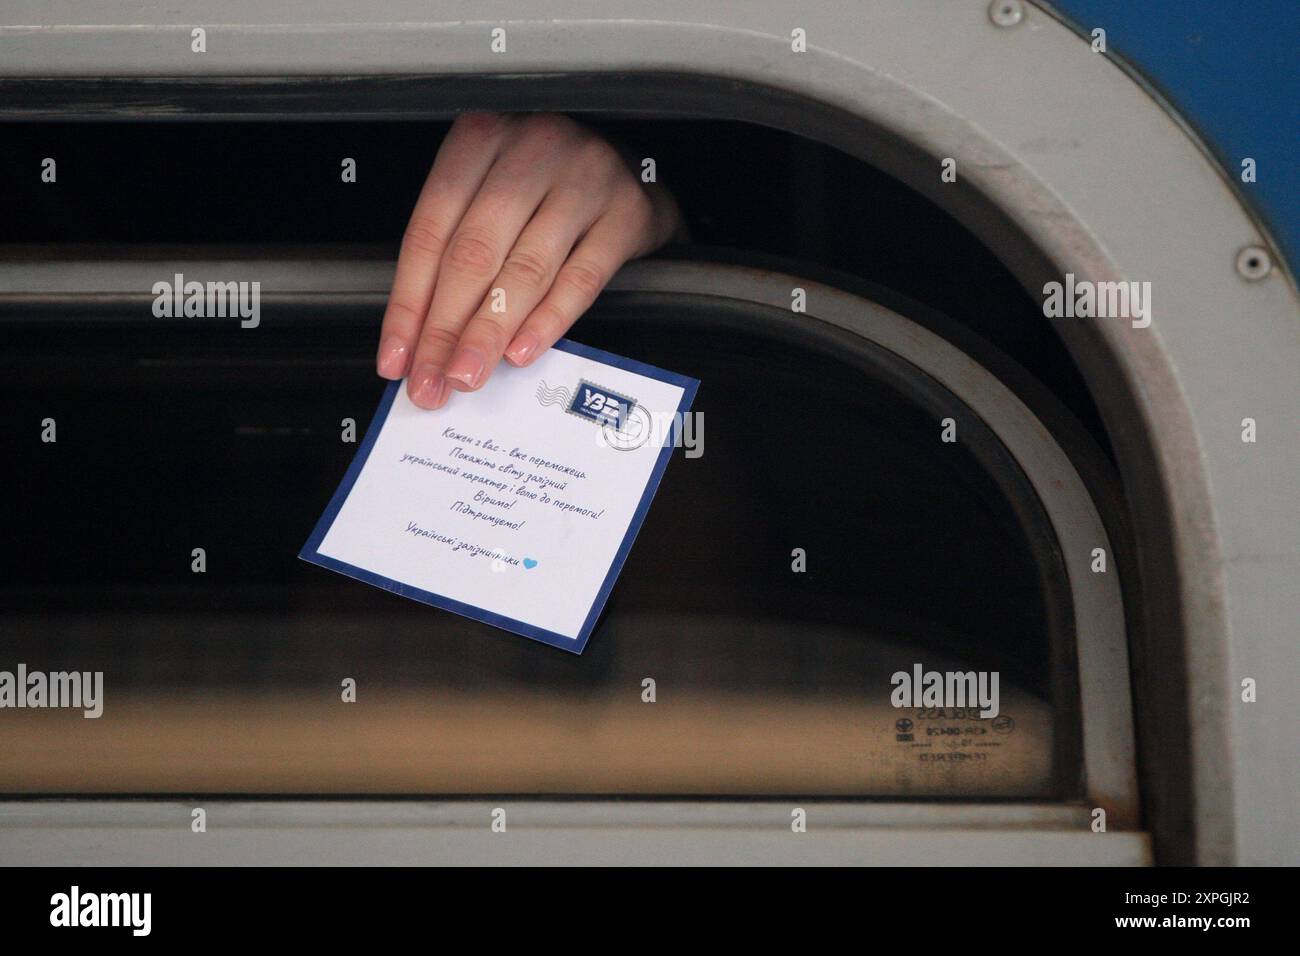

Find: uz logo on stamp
[566,380,636,432]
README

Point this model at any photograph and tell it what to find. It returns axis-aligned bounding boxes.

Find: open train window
[0,110,1139,861]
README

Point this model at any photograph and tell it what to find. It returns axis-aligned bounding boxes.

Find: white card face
[301,339,698,653]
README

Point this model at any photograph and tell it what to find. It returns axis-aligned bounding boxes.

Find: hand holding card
[302,339,698,653]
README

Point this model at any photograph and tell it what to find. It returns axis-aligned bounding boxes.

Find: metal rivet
[989,0,1025,27]
[1235,245,1272,281]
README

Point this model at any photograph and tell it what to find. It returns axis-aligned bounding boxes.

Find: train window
[0,116,1135,842]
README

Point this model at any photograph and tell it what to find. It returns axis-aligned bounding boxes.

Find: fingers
[381,112,684,409]
[443,185,605,392]
[406,135,564,407]
[376,113,506,380]
[504,201,650,368]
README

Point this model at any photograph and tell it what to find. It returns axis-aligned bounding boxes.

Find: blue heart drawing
[523,558,538,569]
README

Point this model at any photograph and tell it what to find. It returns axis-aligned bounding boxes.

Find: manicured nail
[444,346,487,391]
[377,336,409,379]
[410,364,448,409]
[504,330,540,367]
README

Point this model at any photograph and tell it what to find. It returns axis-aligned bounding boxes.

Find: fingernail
[377,336,409,379]
[410,364,448,409]
[504,331,540,367]
[445,346,487,391]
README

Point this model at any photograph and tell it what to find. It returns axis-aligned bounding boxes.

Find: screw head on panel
[989,0,1025,28]
[1235,245,1272,281]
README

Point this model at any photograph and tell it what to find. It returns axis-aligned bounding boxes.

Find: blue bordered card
[300,339,698,654]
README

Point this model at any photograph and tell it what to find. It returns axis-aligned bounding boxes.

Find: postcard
[301,339,698,653]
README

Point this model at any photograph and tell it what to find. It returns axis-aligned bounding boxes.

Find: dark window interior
[0,119,1108,454]
[0,118,1091,798]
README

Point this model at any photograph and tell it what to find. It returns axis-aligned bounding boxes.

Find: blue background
[1046,0,1299,276]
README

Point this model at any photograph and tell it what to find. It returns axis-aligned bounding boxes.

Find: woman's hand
[377,112,684,409]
